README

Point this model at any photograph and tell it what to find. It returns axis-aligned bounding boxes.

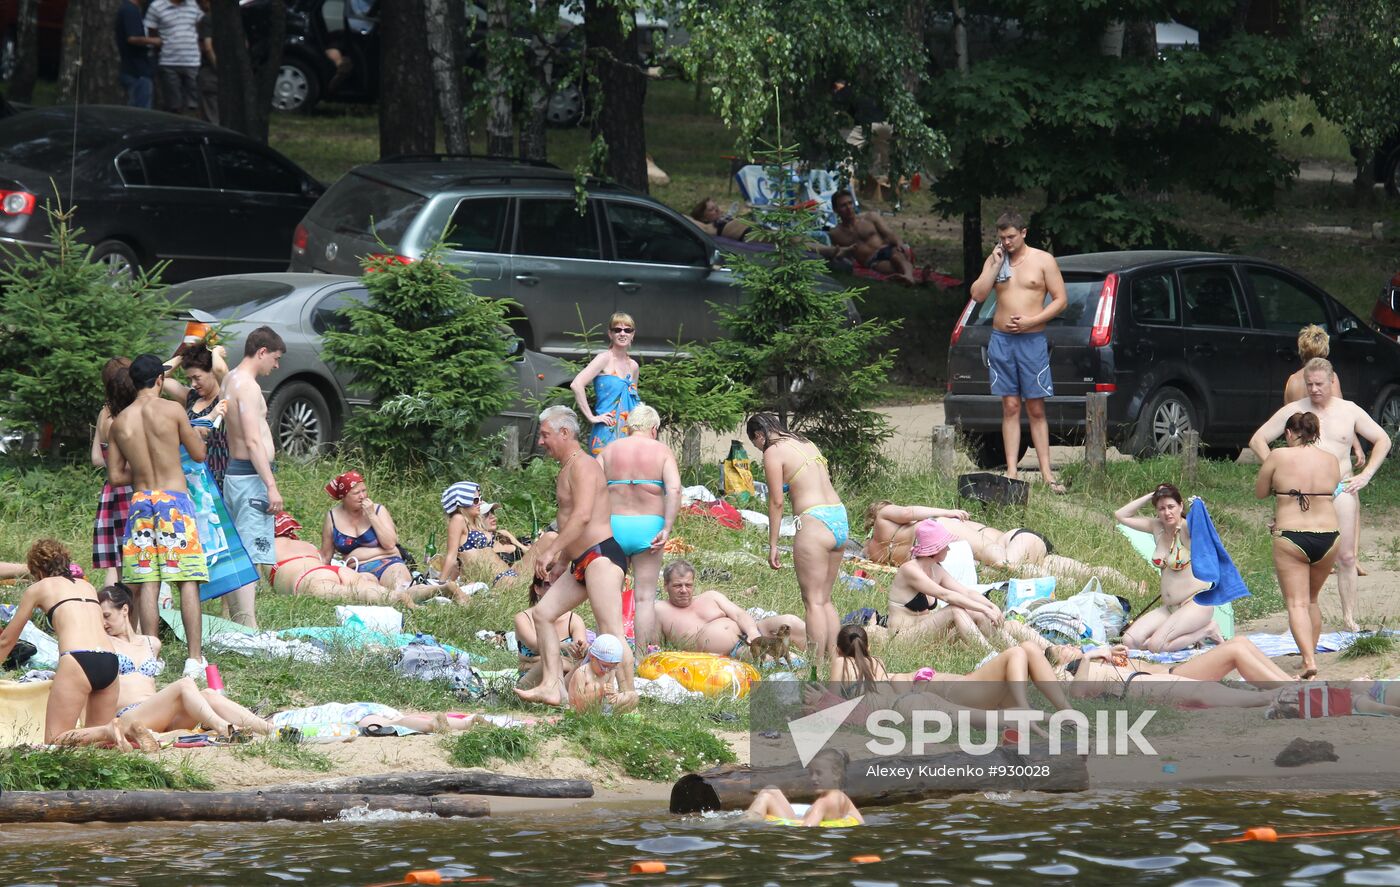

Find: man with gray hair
[655,559,806,659]
[1249,357,1391,631]
[595,402,681,653]
[516,405,637,707]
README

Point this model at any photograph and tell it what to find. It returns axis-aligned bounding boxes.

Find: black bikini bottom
[1276,529,1340,565]
[1010,528,1054,555]
[63,650,119,691]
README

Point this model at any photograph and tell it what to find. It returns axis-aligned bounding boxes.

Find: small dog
[748,624,793,669]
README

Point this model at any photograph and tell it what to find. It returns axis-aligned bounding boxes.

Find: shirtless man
[827,189,920,285]
[1249,357,1391,631]
[515,405,636,707]
[221,326,285,627]
[107,354,210,681]
[565,634,637,714]
[969,211,1068,491]
[654,559,806,658]
[595,403,681,653]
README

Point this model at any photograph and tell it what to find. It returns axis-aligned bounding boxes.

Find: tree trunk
[519,64,549,162]
[379,0,436,158]
[1352,143,1377,204]
[57,0,123,104]
[584,0,648,192]
[951,0,969,73]
[961,201,981,291]
[0,790,488,823]
[424,0,468,155]
[262,771,593,798]
[485,0,514,157]
[10,0,39,102]
[212,0,285,143]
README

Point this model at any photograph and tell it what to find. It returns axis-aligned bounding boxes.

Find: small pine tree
[0,207,175,452]
[322,247,517,467]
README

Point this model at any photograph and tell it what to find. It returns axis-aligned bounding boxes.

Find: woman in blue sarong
[570,311,640,456]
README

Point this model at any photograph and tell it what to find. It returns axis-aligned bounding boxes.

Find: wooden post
[501,425,520,469]
[682,426,702,468]
[0,791,489,824]
[931,425,956,477]
[1085,391,1108,470]
[1182,430,1200,482]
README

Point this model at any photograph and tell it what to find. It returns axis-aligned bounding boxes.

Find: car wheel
[268,381,333,459]
[963,431,1029,471]
[91,240,140,282]
[545,82,582,127]
[272,57,320,113]
[0,32,15,82]
[1377,386,1400,439]
[1128,386,1199,457]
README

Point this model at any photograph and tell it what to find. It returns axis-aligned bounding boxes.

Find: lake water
[2,790,1398,885]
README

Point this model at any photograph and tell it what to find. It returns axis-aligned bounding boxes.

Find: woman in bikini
[0,540,137,748]
[1048,643,1286,708]
[515,575,590,688]
[1256,410,1341,679]
[275,512,448,606]
[886,520,1042,651]
[320,470,414,591]
[99,583,271,739]
[748,412,847,667]
[1114,483,1221,652]
[90,357,136,587]
[571,312,640,456]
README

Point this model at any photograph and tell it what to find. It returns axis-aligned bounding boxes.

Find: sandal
[360,723,397,737]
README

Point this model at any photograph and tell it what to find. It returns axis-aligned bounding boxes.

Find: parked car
[0,105,322,281]
[163,272,572,457]
[945,251,1400,467]
[1371,270,1400,342]
[269,0,380,113]
[291,156,751,358]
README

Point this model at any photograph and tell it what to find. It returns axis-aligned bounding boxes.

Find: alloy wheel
[1152,399,1192,455]
[273,65,310,111]
[278,398,322,457]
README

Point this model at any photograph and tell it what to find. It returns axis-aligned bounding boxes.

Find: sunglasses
[611,327,634,334]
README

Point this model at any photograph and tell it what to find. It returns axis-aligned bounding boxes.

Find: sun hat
[909,519,953,558]
[441,481,480,515]
[588,634,624,664]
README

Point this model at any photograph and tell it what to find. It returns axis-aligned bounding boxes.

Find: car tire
[545,82,583,127]
[1375,385,1400,439]
[1128,386,1199,457]
[268,381,334,459]
[272,57,320,113]
[963,431,1029,471]
[92,239,140,281]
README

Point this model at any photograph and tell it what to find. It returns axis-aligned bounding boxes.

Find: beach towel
[1185,500,1250,606]
[0,679,49,746]
[1244,629,1400,658]
[848,242,960,288]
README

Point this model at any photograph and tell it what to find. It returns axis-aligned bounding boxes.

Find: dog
[748,624,793,669]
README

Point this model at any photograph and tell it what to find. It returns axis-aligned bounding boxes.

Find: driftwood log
[261,771,593,798]
[0,790,489,823]
[671,747,1088,814]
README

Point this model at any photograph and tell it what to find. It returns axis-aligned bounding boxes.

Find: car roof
[351,156,627,197]
[1057,250,1239,274]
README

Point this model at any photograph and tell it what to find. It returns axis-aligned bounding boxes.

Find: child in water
[745,747,864,827]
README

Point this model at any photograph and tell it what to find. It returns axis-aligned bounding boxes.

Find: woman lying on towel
[274,512,456,607]
[99,583,272,742]
[1047,642,1286,708]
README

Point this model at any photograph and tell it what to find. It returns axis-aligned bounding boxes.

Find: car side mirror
[1336,316,1362,336]
[507,336,524,357]
[708,248,723,273]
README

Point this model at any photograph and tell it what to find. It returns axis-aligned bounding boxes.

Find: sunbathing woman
[1047,644,1283,708]
[0,540,134,748]
[275,513,451,607]
[746,748,864,828]
[321,470,415,590]
[887,520,1041,651]
[1114,483,1221,652]
[1255,411,1341,680]
[515,574,589,688]
[1048,637,1294,687]
[454,502,532,588]
[99,583,272,739]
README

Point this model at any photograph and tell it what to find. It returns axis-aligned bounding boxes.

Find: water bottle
[424,532,438,579]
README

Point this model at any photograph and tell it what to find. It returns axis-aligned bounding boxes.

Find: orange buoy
[404,872,444,885]
[851,855,882,864]
[1244,827,1278,842]
[630,861,667,874]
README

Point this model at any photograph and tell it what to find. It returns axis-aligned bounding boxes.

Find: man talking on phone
[969,211,1069,493]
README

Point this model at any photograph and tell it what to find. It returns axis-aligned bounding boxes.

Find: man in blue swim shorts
[970,210,1069,493]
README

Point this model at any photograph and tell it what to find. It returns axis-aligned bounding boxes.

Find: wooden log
[1085,391,1108,470]
[0,790,489,824]
[931,425,956,477]
[670,747,1087,814]
[501,425,521,469]
[261,771,593,798]
[1182,430,1200,481]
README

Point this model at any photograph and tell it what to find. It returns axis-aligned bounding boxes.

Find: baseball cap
[480,502,499,515]
[909,519,953,558]
[129,354,171,388]
[588,633,624,664]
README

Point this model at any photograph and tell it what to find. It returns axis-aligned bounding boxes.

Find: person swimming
[745,747,864,828]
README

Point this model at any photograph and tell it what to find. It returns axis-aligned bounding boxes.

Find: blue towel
[995,253,1012,283]
[1185,499,1251,606]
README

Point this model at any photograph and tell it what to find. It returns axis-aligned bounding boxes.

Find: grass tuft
[0,746,215,791]
[444,724,536,769]
[231,738,334,772]
[1340,633,1396,661]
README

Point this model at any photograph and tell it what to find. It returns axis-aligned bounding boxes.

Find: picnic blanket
[1128,629,1400,664]
[0,679,49,746]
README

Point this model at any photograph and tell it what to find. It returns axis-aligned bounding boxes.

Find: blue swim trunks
[988,330,1053,399]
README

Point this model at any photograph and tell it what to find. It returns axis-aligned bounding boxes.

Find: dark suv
[945,251,1400,466]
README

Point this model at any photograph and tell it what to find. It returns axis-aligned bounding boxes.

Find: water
[2,790,1398,885]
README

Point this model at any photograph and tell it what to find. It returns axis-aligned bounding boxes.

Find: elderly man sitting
[654,559,805,659]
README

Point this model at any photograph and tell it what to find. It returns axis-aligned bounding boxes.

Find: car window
[970,275,1104,326]
[445,197,509,253]
[515,199,600,260]
[211,143,304,194]
[311,287,369,335]
[1131,273,1180,326]
[122,141,211,188]
[1247,267,1330,332]
[1181,267,1247,329]
[309,174,427,244]
[606,202,709,266]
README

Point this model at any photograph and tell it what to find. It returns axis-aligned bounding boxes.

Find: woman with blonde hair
[571,311,640,455]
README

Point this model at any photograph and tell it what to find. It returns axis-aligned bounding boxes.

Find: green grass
[1340,633,1396,661]
[551,709,737,782]
[444,723,536,769]
[0,745,214,791]
[231,737,334,772]
[1245,95,1354,166]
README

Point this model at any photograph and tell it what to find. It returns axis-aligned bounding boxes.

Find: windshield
[165,279,295,318]
[0,111,111,172]
[968,274,1105,326]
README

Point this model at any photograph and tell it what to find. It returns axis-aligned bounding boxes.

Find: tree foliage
[0,208,175,449]
[322,249,517,468]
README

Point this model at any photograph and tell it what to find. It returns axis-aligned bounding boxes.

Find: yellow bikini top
[781,441,828,492]
[1153,528,1190,572]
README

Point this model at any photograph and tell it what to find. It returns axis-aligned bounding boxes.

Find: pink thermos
[205,663,225,694]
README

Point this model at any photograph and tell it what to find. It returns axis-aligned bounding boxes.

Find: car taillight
[292,223,308,254]
[950,299,976,346]
[369,253,413,265]
[1094,383,1117,392]
[1089,273,1118,347]
[0,191,36,215]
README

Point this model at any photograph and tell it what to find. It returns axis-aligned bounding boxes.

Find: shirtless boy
[515,405,636,708]
[828,190,920,285]
[107,354,209,681]
[565,634,637,714]
[1249,358,1391,631]
[654,559,805,658]
[222,326,286,626]
[968,211,1068,491]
